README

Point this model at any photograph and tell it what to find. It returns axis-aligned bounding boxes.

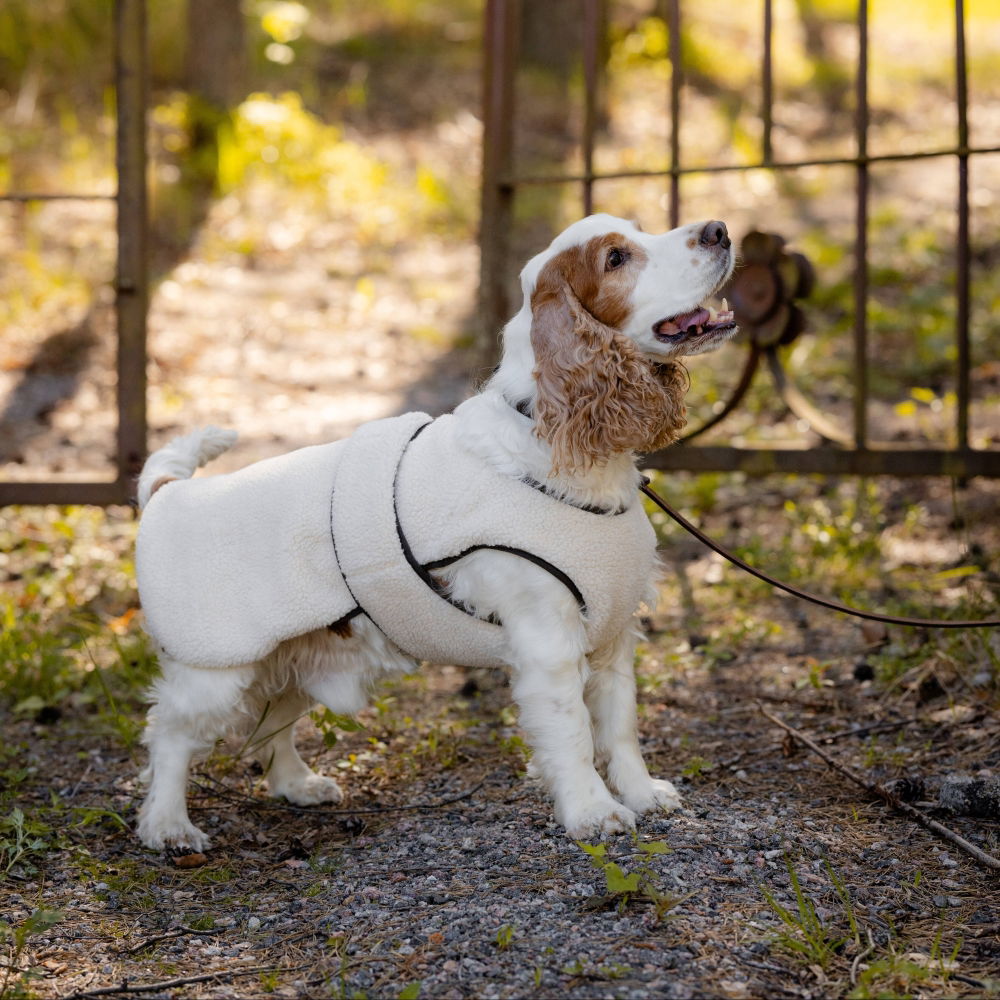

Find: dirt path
[3,584,998,999]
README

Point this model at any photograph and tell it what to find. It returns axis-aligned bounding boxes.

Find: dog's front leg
[585,629,681,816]
[508,635,636,839]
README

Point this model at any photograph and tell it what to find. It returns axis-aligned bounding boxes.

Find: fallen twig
[849,930,876,988]
[757,703,1000,873]
[191,773,484,815]
[62,965,305,999]
[123,924,219,955]
[820,717,918,743]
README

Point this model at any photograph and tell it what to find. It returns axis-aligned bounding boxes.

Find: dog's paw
[619,778,683,815]
[561,799,637,840]
[137,814,211,852]
[271,773,344,807]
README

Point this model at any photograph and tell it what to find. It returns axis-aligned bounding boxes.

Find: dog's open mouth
[653,298,736,343]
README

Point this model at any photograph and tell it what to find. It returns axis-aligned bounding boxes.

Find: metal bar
[114,0,149,500]
[853,0,869,449]
[0,481,131,506]
[581,0,600,215]
[478,0,520,363]
[667,0,681,227]
[643,447,1000,479]
[762,0,773,163]
[955,0,970,449]
[499,143,1000,186]
[0,193,116,202]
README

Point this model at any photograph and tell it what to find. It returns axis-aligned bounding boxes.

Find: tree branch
[757,703,1000,873]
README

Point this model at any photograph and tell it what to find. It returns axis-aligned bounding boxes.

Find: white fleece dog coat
[136,410,657,670]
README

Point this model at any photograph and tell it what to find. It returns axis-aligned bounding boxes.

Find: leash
[639,481,1000,629]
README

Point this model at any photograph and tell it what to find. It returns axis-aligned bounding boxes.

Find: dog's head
[516,213,738,473]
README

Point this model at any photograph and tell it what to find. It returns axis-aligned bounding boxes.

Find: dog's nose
[699,220,730,249]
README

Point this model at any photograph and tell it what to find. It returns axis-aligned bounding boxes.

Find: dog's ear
[529,265,688,475]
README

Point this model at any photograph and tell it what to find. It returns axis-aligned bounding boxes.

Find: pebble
[247,916,261,930]
[932,895,963,907]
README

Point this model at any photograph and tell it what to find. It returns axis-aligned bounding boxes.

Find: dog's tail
[136,426,238,509]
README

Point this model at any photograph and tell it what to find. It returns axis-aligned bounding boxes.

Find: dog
[133,213,737,850]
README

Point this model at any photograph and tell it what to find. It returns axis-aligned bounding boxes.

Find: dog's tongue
[657,307,710,336]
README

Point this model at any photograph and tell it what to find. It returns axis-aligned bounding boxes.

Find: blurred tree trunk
[187,0,246,110]
[185,0,246,190]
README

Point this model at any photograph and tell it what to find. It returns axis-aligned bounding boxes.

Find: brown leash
[640,481,1000,629]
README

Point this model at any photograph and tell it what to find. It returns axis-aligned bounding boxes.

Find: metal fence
[0,0,147,506]
[479,0,1000,477]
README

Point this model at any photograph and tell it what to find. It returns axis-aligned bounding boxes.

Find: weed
[312,708,366,749]
[0,809,56,880]
[578,838,690,921]
[258,969,281,994]
[495,923,515,951]
[681,755,715,780]
[847,934,966,1000]
[760,855,859,970]
[0,908,63,1000]
[561,957,633,981]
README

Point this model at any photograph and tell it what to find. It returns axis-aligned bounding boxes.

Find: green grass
[760,855,860,971]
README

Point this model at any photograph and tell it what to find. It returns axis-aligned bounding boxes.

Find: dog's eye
[606,248,628,271]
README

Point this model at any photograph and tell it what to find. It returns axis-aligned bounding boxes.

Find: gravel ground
[4,608,998,999]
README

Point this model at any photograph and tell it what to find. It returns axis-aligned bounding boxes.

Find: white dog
[133,214,737,851]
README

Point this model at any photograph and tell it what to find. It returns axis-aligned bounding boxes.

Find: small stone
[417,833,436,846]
[932,895,961,908]
[247,916,261,931]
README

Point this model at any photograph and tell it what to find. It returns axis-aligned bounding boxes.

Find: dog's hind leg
[137,660,254,851]
[254,688,344,806]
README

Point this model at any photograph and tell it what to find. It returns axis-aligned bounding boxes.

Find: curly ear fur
[530,282,689,475]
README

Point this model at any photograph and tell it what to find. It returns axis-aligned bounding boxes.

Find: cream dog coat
[136,409,656,670]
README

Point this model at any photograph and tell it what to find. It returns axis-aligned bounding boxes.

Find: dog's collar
[505,395,534,420]
[502,395,631,516]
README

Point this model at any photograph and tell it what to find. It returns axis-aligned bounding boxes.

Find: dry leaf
[109,607,138,635]
[929,704,976,724]
[172,852,208,868]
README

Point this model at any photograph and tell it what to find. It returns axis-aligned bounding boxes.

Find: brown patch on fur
[536,233,648,329]
[529,235,688,474]
[686,236,698,249]
[150,477,177,498]
[327,616,355,639]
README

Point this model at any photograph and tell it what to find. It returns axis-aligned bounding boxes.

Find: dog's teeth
[707,306,718,322]
[722,297,729,312]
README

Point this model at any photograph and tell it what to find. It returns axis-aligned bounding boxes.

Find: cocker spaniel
[134,213,737,850]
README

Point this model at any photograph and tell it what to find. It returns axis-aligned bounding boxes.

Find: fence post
[115,0,149,498]
[478,0,519,369]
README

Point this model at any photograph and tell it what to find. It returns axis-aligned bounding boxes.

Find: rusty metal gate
[480,0,1000,478]
[0,0,147,506]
